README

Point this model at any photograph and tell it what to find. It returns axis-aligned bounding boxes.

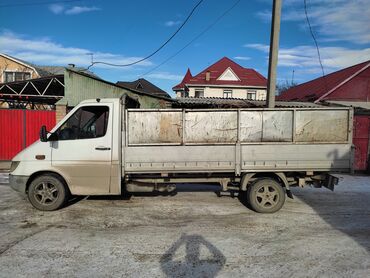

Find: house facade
[0,53,80,84]
[0,53,39,83]
[173,57,267,100]
[278,60,370,172]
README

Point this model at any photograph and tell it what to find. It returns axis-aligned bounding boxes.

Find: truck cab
[9,98,122,210]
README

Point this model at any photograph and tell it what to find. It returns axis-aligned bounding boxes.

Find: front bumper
[9,174,29,195]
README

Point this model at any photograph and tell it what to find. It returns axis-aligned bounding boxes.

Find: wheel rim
[33,182,59,205]
[255,184,279,208]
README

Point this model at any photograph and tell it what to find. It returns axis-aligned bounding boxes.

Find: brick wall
[55,104,67,123]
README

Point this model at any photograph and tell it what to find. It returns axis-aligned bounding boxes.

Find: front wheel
[28,174,69,211]
[247,178,285,213]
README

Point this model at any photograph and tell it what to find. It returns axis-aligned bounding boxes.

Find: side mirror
[40,125,48,142]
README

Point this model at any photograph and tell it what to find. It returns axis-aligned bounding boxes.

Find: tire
[247,178,285,213]
[27,174,69,211]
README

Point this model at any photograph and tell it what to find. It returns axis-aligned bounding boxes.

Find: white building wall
[185,86,267,100]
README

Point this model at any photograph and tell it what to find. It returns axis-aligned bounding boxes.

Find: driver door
[51,103,113,195]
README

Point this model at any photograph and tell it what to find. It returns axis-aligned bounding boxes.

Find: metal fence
[0,109,55,160]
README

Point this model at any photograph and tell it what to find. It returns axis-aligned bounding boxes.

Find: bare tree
[276,79,298,95]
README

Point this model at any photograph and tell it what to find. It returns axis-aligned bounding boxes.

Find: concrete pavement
[0,174,369,277]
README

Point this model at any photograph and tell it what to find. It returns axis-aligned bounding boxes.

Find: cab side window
[56,106,109,140]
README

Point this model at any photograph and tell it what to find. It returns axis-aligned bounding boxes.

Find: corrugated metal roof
[250,100,322,108]
[173,97,321,108]
[278,60,370,102]
[324,100,370,110]
[174,97,254,108]
[37,66,98,78]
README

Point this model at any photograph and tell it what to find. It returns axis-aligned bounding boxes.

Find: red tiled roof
[278,60,370,102]
[173,57,267,90]
[173,68,193,90]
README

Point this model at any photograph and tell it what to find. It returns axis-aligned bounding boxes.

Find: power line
[141,0,242,77]
[86,0,204,70]
[0,0,82,7]
[303,0,326,78]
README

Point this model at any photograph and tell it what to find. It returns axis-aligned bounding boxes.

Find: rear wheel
[247,178,285,213]
[28,174,69,211]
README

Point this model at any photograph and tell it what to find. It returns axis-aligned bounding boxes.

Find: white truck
[9,96,353,213]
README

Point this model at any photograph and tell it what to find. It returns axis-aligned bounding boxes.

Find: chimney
[205,71,210,81]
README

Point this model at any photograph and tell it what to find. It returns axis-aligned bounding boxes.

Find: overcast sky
[1,0,369,95]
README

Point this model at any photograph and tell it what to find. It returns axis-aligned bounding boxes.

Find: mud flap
[323,174,339,191]
[286,189,294,199]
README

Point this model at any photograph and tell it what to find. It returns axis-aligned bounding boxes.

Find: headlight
[10,161,20,172]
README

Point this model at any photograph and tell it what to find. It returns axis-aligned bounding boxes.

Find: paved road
[0,173,8,185]
[0,174,369,277]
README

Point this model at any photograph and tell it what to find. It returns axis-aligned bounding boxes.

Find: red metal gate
[0,109,55,160]
[353,115,370,171]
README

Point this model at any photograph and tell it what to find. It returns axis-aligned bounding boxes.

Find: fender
[26,169,70,193]
[240,172,293,198]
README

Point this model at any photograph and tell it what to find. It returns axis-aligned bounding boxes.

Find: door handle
[95,146,111,151]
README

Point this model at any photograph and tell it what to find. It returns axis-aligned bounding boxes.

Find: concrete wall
[0,55,38,83]
[176,86,267,100]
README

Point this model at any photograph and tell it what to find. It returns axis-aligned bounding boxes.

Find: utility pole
[266,0,282,108]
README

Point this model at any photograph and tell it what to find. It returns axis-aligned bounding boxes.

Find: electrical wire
[141,0,242,77]
[0,0,82,7]
[303,0,326,79]
[86,0,205,70]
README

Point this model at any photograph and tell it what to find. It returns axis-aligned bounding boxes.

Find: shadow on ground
[291,176,370,253]
[160,234,226,278]
[66,183,251,213]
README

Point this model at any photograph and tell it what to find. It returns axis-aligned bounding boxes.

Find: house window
[24,72,31,80]
[4,71,31,83]
[247,91,257,100]
[4,72,14,82]
[180,91,189,98]
[194,89,204,98]
[223,90,232,98]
